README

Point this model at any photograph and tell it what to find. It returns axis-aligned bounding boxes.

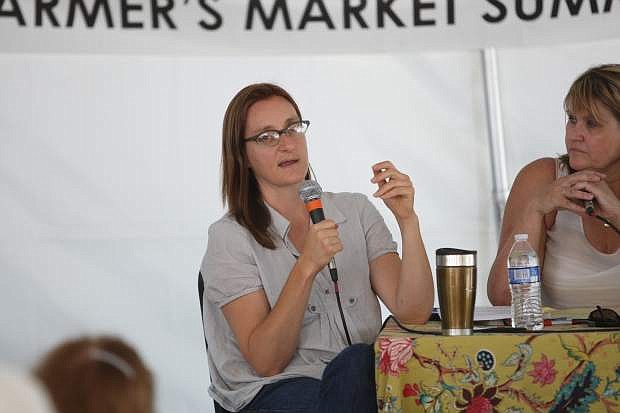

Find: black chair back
[198,271,232,413]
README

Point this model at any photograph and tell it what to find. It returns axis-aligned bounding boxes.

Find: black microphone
[585,199,595,216]
[298,180,338,282]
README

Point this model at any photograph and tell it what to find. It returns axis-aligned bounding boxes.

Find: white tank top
[543,159,620,308]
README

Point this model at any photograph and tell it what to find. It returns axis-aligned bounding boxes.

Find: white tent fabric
[1,37,619,412]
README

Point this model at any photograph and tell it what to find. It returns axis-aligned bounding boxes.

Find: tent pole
[481,47,509,237]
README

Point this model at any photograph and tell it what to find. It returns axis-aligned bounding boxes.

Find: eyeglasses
[571,306,620,327]
[244,120,310,147]
[588,306,620,327]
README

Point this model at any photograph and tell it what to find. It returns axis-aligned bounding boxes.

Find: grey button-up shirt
[201,192,397,411]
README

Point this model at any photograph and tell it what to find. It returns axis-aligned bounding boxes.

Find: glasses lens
[287,121,307,136]
[256,131,280,146]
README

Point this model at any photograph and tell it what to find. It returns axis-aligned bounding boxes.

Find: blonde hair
[35,336,153,413]
[564,64,620,123]
[561,64,620,170]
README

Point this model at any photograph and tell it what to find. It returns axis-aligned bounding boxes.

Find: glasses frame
[243,120,310,146]
[572,306,620,327]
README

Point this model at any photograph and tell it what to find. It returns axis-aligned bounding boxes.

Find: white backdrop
[1,37,619,412]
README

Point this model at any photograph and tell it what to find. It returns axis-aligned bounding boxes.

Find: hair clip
[89,348,136,379]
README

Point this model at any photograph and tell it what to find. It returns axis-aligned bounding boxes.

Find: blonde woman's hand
[530,170,605,215]
[573,179,620,223]
[371,161,415,222]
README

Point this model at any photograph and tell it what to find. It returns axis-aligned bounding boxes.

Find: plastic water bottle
[507,234,543,330]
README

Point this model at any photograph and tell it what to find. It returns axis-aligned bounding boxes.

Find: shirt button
[349,297,355,304]
[324,289,330,295]
[310,305,317,312]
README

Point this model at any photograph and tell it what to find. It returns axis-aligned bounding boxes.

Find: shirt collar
[266,194,347,242]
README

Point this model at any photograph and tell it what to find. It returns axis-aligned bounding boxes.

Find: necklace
[592,214,620,235]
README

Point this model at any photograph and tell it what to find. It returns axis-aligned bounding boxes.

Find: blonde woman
[488,64,620,309]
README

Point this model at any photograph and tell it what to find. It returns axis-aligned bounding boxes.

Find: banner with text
[1,0,619,55]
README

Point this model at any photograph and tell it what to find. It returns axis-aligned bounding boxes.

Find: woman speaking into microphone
[200,83,433,413]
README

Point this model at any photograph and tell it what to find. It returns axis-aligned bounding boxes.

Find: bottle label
[508,266,540,284]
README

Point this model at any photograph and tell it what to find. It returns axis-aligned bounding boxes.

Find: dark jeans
[240,343,377,413]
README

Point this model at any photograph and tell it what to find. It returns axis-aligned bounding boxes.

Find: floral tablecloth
[375,318,620,412]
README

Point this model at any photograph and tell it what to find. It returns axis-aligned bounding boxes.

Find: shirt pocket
[299,301,328,348]
[342,289,382,344]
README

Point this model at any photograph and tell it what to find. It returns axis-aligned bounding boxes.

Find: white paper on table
[474,306,511,321]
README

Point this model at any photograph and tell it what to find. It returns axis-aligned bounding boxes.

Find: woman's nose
[277,132,295,149]
[568,121,586,141]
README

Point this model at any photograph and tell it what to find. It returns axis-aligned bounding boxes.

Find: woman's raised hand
[371,161,415,222]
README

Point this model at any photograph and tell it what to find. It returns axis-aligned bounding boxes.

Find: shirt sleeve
[201,219,263,308]
[357,194,398,262]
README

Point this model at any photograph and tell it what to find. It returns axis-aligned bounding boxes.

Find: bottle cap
[514,233,528,241]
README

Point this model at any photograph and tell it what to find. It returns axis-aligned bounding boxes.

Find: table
[375,316,620,412]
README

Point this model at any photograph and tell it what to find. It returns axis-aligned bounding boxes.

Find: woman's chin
[276,171,308,187]
[282,163,309,182]
[568,155,588,171]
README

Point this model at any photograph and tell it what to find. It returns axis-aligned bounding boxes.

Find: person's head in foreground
[35,336,154,413]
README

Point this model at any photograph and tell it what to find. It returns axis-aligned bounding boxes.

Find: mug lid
[436,248,477,267]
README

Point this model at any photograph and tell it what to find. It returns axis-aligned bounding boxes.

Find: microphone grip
[585,199,595,216]
[306,205,338,281]
[309,208,325,224]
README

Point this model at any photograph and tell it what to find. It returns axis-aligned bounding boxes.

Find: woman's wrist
[294,255,321,282]
[396,211,419,230]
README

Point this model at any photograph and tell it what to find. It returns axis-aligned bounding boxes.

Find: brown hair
[560,64,620,169]
[35,336,153,413]
[221,83,307,249]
